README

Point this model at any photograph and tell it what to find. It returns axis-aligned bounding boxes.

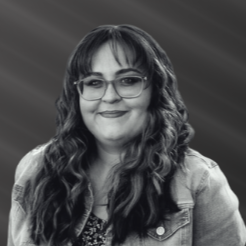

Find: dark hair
[25,24,194,246]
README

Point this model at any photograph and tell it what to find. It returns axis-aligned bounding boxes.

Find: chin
[104,134,125,142]
[99,133,129,145]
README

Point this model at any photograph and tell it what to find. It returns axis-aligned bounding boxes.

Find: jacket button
[156,226,165,235]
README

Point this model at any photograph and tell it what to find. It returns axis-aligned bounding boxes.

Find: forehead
[91,42,140,73]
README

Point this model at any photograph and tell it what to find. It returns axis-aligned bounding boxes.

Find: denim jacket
[7,143,246,246]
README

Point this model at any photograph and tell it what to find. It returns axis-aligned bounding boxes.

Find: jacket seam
[13,200,26,215]
[187,153,218,170]
[195,169,209,196]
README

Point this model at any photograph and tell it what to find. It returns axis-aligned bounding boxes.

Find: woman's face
[79,42,152,148]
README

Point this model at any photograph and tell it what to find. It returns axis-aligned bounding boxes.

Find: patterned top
[74,213,107,246]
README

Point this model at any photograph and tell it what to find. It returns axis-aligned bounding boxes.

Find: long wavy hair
[24,25,194,246]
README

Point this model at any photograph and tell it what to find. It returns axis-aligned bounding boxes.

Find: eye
[120,77,142,86]
[84,79,104,87]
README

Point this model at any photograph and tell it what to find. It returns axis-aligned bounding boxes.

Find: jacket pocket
[147,208,190,242]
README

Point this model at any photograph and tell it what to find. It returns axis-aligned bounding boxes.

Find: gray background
[1,0,245,244]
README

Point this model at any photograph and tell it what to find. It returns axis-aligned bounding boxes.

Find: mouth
[99,110,127,118]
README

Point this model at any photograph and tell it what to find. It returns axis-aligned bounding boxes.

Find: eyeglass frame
[73,76,148,101]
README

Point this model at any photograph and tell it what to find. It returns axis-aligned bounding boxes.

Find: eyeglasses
[74,76,148,101]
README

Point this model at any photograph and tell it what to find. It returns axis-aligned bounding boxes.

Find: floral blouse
[75,213,107,246]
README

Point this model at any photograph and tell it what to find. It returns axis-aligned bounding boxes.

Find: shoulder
[184,148,229,194]
[171,148,228,206]
[185,148,217,169]
[14,142,51,184]
[183,148,220,191]
[170,149,246,245]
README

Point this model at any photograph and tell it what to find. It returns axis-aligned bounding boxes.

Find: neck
[88,140,123,212]
[95,140,122,168]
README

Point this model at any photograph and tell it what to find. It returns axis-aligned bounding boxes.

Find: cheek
[128,92,151,129]
[79,99,97,122]
[135,88,152,113]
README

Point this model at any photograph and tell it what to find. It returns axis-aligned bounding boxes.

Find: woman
[8,25,246,246]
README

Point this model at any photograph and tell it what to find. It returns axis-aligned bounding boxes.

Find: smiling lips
[99,111,127,118]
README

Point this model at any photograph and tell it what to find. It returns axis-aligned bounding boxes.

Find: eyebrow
[116,68,142,75]
[85,68,142,77]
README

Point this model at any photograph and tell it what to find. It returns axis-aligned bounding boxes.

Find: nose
[101,83,121,103]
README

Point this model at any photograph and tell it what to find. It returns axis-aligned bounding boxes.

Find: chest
[80,207,193,246]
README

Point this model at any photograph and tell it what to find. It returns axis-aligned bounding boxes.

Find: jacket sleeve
[193,161,246,246]
[7,210,14,246]
[7,144,47,246]
[7,151,33,246]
